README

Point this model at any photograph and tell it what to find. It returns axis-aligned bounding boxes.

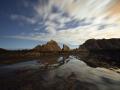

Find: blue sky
[0,0,120,49]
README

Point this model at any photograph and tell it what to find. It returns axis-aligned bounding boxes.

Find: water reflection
[0,56,120,90]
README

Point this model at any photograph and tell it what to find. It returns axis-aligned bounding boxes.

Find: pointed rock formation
[62,44,70,51]
[34,40,61,51]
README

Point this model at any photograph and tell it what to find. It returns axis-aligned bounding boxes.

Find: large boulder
[34,40,61,51]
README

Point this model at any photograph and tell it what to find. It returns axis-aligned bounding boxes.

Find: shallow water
[0,56,120,90]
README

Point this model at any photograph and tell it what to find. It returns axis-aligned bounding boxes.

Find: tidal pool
[0,56,120,90]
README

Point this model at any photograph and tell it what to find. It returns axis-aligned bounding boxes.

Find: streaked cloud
[10,14,37,24]
[8,0,120,47]
[9,24,120,46]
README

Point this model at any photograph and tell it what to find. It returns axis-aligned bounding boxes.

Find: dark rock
[0,48,6,51]
[0,48,7,53]
[80,38,120,50]
[78,38,120,68]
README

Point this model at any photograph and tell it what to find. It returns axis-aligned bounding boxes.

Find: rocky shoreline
[0,39,120,69]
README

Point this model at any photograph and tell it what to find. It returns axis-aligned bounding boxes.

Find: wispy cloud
[9,24,120,46]
[10,14,37,25]
[8,0,120,47]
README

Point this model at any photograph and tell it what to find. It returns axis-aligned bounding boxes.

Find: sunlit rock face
[34,40,61,51]
[43,56,120,90]
[62,44,70,51]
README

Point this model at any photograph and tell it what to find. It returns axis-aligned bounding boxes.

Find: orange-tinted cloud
[109,0,120,16]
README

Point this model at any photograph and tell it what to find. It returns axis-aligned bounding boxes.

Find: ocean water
[0,56,120,90]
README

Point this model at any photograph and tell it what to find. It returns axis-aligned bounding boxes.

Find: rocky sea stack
[34,40,61,51]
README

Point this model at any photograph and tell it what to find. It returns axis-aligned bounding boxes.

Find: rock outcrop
[80,38,120,50]
[62,44,70,51]
[0,48,7,53]
[0,48,6,51]
[34,40,61,51]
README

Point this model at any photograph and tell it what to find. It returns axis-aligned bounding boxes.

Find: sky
[0,0,120,49]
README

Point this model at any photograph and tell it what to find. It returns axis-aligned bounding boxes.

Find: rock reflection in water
[46,56,120,90]
[0,56,120,90]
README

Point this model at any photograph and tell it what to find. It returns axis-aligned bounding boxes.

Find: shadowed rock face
[62,44,70,51]
[80,38,120,50]
[0,48,7,53]
[34,40,61,51]
[0,48,8,56]
[0,48,6,51]
[78,39,120,68]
